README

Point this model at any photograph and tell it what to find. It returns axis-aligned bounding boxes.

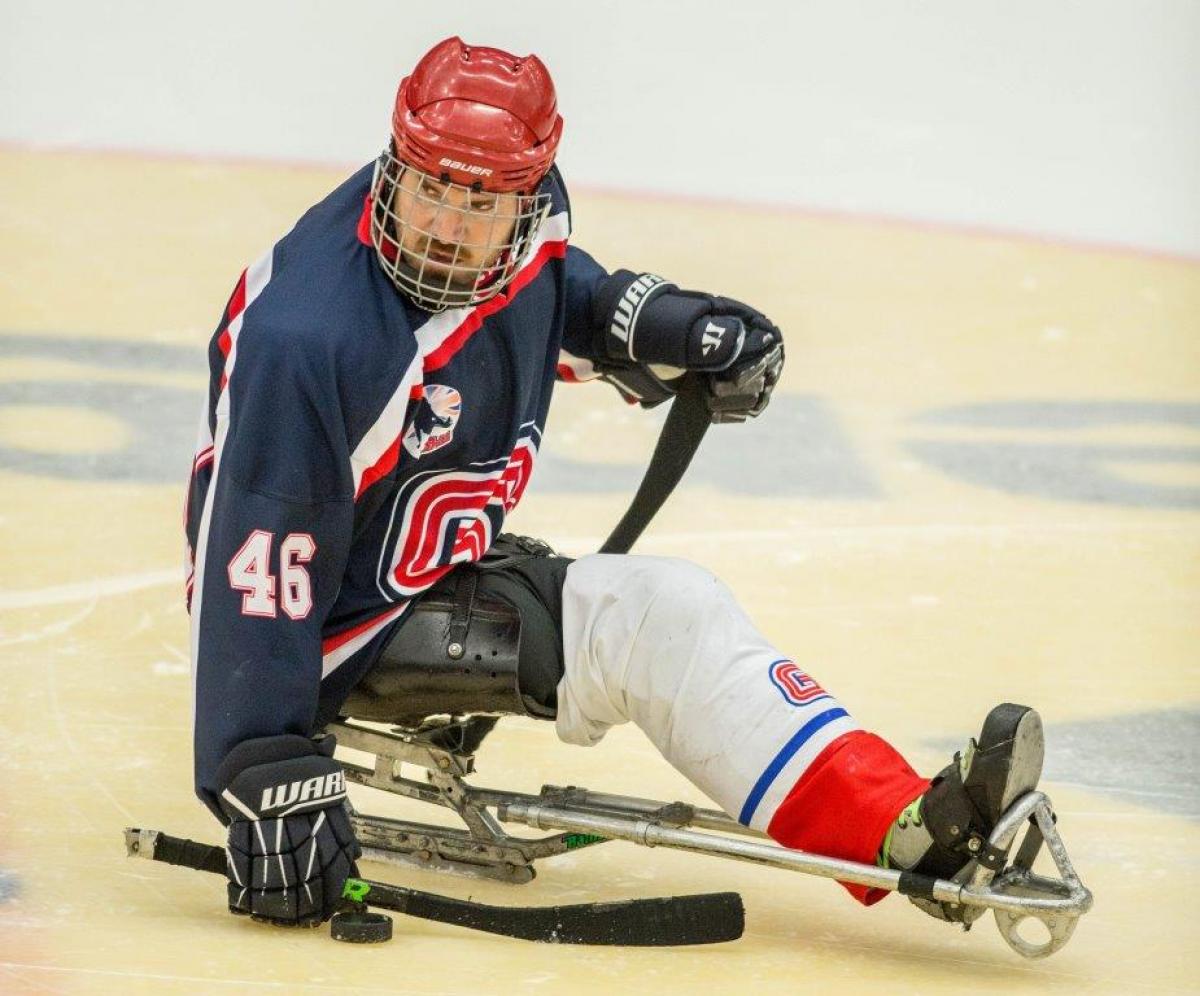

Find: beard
[398,238,488,290]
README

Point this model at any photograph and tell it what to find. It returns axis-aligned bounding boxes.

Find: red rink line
[5,139,1198,268]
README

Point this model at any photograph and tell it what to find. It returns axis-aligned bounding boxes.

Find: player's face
[391,170,520,288]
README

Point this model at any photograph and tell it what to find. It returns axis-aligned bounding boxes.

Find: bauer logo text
[439,157,493,177]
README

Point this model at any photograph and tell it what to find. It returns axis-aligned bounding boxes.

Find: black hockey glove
[591,270,785,422]
[214,733,360,927]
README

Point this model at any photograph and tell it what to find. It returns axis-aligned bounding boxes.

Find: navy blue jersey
[185,162,609,815]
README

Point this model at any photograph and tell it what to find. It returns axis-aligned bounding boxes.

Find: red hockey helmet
[391,36,562,193]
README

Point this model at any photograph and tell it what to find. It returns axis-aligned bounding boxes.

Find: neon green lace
[877,796,924,869]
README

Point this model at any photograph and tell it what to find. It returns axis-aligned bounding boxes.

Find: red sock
[766,731,929,905]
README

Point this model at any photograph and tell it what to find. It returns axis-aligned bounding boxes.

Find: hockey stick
[599,375,711,554]
[124,828,744,946]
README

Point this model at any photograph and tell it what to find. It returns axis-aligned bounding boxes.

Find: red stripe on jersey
[352,383,427,501]
[355,435,401,501]
[228,270,248,322]
[321,603,405,656]
[183,447,216,530]
[357,195,373,247]
[352,236,564,503]
[216,270,248,360]
[422,315,484,376]
[506,238,567,298]
[422,238,567,374]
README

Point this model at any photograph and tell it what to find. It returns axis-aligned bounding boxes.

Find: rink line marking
[0,568,178,610]
[2,518,1190,612]
[161,640,189,663]
[44,638,144,829]
[0,600,95,648]
[1,523,1192,639]
[3,517,1196,611]
[0,962,462,993]
[32,615,177,909]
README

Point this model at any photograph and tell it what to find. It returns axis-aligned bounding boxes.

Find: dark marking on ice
[0,332,885,496]
[539,395,884,499]
[2,332,1197,511]
[0,870,20,902]
[0,379,198,482]
[907,400,1200,508]
[931,707,1200,819]
[0,332,199,371]
[0,332,200,483]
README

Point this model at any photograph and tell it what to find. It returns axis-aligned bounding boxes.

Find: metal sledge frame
[331,381,1091,958]
[330,717,1093,959]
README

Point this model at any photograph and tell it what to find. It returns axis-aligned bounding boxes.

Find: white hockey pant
[555,554,860,831]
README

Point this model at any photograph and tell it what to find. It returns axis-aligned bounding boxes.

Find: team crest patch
[769,659,831,707]
[403,385,462,458]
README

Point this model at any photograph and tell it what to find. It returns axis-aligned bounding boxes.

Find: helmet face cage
[369,146,552,313]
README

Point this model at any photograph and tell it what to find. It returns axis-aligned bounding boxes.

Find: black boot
[881,703,1044,922]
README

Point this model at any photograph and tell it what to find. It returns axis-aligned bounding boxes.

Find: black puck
[330,910,393,943]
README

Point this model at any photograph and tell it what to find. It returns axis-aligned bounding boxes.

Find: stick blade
[572,892,746,946]
[404,889,745,946]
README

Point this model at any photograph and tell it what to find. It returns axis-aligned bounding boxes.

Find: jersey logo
[380,427,540,599]
[403,385,463,458]
[769,659,831,708]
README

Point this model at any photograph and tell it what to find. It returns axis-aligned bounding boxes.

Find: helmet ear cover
[391,36,562,194]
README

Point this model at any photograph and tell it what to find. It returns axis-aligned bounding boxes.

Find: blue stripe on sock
[738,707,850,826]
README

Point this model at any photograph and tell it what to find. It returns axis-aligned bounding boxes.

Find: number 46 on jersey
[227,530,316,620]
